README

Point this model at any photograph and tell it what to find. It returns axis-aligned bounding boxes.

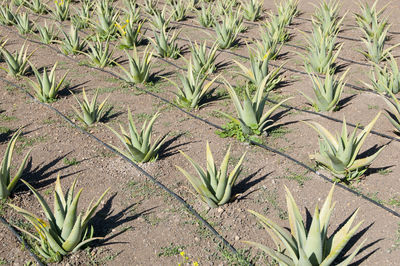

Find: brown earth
[0,0,400,265]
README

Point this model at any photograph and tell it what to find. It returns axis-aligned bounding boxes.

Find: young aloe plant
[276,0,299,27]
[234,48,283,92]
[188,41,218,75]
[0,42,35,77]
[305,112,385,181]
[254,27,282,61]
[355,0,388,40]
[177,142,246,208]
[381,89,400,132]
[71,0,93,29]
[312,0,344,36]
[359,32,398,64]
[0,3,16,25]
[27,62,68,103]
[122,0,141,24]
[301,69,349,112]
[91,0,119,39]
[116,17,145,49]
[165,61,220,109]
[169,0,189,22]
[222,77,291,136]
[149,26,181,59]
[107,110,167,163]
[71,88,109,126]
[264,12,290,43]
[196,4,214,28]
[241,0,263,21]
[302,26,343,74]
[142,0,157,15]
[60,24,86,55]
[117,45,152,84]
[0,129,31,199]
[37,21,58,44]
[52,0,70,21]
[213,18,241,49]
[150,7,171,30]
[25,0,48,14]
[9,176,109,262]
[246,184,365,266]
[14,12,33,35]
[85,35,114,68]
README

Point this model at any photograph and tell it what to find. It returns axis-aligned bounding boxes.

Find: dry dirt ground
[0,0,400,265]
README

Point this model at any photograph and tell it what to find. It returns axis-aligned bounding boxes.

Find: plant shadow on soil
[15,152,88,192]
[91,193,156,245]
[158,133,196,160]
[232,169,272,201]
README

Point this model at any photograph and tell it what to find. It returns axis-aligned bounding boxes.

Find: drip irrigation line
[2,23,400,220]
[248,141,400,218]
[0,77,244,261]
[0,216,44,266]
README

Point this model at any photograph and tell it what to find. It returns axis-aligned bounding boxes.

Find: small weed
[158,243,185,257]
[134,112,153,123]
[216,121,263,144]
[368,104,379,110]
[85,248,120,265]
[42,117,57,125]
[43,188,52,196]
[217,245,253,265]
[63,157,79,166]
[386,196,400,207]
[0,126,11,135]
[378,169,392,175]
[96,148,116,158]
[0,114,18,122]
[127,180,158,199]
[16,135,48,154]
[388,222,400,253]
[0,199,7,216]
[282,170,311,186]
[142,213,162,226]
[366,192,384,204]
[0,258,7,265]
[208,110,224,118]
[267,126,291,140]
[255,187,287,220]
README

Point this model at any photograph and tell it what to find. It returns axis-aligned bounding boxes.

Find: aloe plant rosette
[245,184,365,265]
[9,176,109,261]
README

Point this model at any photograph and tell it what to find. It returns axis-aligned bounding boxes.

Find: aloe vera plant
[142,0,157,15]
[264,12,290,43]
[14,12,33,35]
[60,24,86,55]
[302,26,343,74]
[91,0,119,39]
[254,27,282,61]
[246,184,365,266]
[213,18,241,49]
[107,110,167,163]
[301,69,349,112]
[150,7,171,30]
[312,0,344,36]
[241,0,262,21]
[71,88,109,126]
[117,45,152,84]
[85,35,114,68]
[196,4,214,27]
[276,0,298,27]
[359,31,398,64]
[0,42,35,77]
[149,26,181,59]
[0,3,16,25]
[305,112,384,181]
[177,142,246,208]
[9,176,109,261]
[0,129,31,199]
[222,77,291,136]
[382,89,400,132]
[52,0,70,21]
[122,0,141,24]
[71,0,92,29]
[37,21,58,44]
[27,62,68,102]
[169,0,189,22]
[25,0,47,14]
[234,48,283,92]
[165,61,219,109]
[188,41,218,75]
[116,17,145,49]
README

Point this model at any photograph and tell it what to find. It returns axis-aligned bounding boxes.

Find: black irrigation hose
[2,19,400,225]
[0,76,244,261]
[0,216,45,266]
